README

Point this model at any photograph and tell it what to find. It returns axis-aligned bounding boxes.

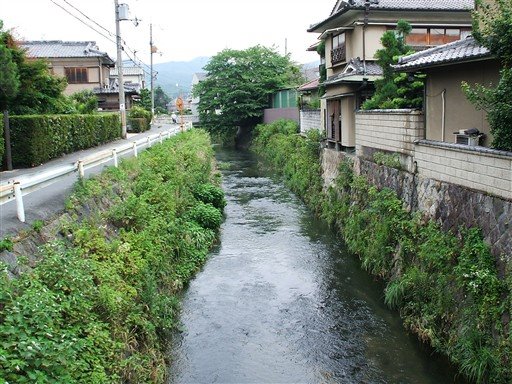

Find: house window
[65,67,88,83]
[331,33,346,64]
[405,28,463,47]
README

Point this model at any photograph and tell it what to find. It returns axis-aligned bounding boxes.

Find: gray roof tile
[21,40,114,64]
[335,0,473,12]
[393,36,491,71]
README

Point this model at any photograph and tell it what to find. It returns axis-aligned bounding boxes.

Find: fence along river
[168,148,466,384]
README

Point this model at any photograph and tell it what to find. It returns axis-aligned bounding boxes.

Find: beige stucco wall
[425,60,501,146]
[415,141,512,200]
[48,58,108,95]
[341,96,356,147]
[348,25,386,61]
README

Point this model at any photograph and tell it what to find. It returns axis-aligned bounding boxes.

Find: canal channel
[168,148,465,384]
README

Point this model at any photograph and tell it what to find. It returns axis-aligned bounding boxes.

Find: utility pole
[115,0,127,138]
[150,23,155,116]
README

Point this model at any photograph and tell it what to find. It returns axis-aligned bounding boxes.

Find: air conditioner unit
[455,134,480,146]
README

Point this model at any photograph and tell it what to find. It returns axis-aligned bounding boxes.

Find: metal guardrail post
[133,141,138,157]
[112,148,118,167]
[13,181,25,223]
[159,132,163,144]
[78,160,85,179]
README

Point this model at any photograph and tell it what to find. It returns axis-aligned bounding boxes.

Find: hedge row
[9,113,120,167]
[0,116,4,168]
[128,117,150,133]
[128,106,152,133]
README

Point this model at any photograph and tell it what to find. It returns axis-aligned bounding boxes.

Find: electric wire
[48,0,178,96]
[49,0,154,77]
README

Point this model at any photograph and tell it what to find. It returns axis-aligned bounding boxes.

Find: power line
[49,0,157,83]
[48,0,117,46]
[61,0,114,39]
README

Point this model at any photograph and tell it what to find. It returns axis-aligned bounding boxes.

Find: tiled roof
[21,40,115,64]
[324,59,382,85]
[310,0,474,32]
[298,78,320,91]
[393,36,491,71]
[342,0,474,10]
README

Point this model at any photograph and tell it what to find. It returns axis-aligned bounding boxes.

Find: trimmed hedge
[128,117,149,133]
[128,106,152,132]
[10,113,120,167]
[0,116,4,168]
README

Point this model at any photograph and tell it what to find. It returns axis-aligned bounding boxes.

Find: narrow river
[168,148,465,384]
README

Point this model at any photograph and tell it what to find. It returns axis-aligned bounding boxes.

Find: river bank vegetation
[0,129,225,383]
[251,119,511,384]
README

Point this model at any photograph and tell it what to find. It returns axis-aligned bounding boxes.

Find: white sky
[2,0,333,67]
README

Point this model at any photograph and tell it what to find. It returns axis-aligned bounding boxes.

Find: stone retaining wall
[322,148,512,259]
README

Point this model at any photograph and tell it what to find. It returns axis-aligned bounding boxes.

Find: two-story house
[21,40,141,111]
[307,0,474,151]
[21,40,115,96]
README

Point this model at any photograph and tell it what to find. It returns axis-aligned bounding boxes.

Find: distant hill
[149,57,319,98]
[150,56,210,98]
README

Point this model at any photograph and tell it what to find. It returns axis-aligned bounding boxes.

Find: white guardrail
[0,123,192,223]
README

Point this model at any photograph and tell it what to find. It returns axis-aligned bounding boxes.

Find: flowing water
[168,148,466,384]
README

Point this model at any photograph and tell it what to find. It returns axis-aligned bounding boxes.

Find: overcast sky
[2,0,333,67]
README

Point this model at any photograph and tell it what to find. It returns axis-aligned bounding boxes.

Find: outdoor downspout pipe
[441,89,446,142]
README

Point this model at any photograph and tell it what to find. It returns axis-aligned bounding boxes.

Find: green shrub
[0,238,13,252]
[128,117,148,133]
[186,202,223,230]
[373,151,401,169]
[9,113,120,167]
[193,183,226,210]
[0,129,225,383]
[252,123,512,383]
[128,106,152,132]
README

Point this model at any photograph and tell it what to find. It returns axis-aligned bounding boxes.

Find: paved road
[0,121,181,239]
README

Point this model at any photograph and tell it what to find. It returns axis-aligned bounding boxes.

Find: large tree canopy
[0,21,20,111]
[0,20,69,116]
[193,45,304,135]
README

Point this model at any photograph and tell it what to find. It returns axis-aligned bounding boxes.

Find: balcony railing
[331,44,346,64]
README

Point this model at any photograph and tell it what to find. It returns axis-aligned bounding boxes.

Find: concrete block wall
[356,110,425,157]
[300,109,322,134]
[415,140,512,200]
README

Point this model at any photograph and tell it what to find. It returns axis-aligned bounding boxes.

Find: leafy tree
[154,85,170,112]
[0,21,69,116]
[462,0,512,151]
[362,20,425,110]
[134,88,152,112]
[0,20,20,169]
[11,58,69,115]
[193,45,304,137]
[70,90,98,114]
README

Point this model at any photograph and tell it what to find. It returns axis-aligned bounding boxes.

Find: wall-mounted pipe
[441,89,446,142]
